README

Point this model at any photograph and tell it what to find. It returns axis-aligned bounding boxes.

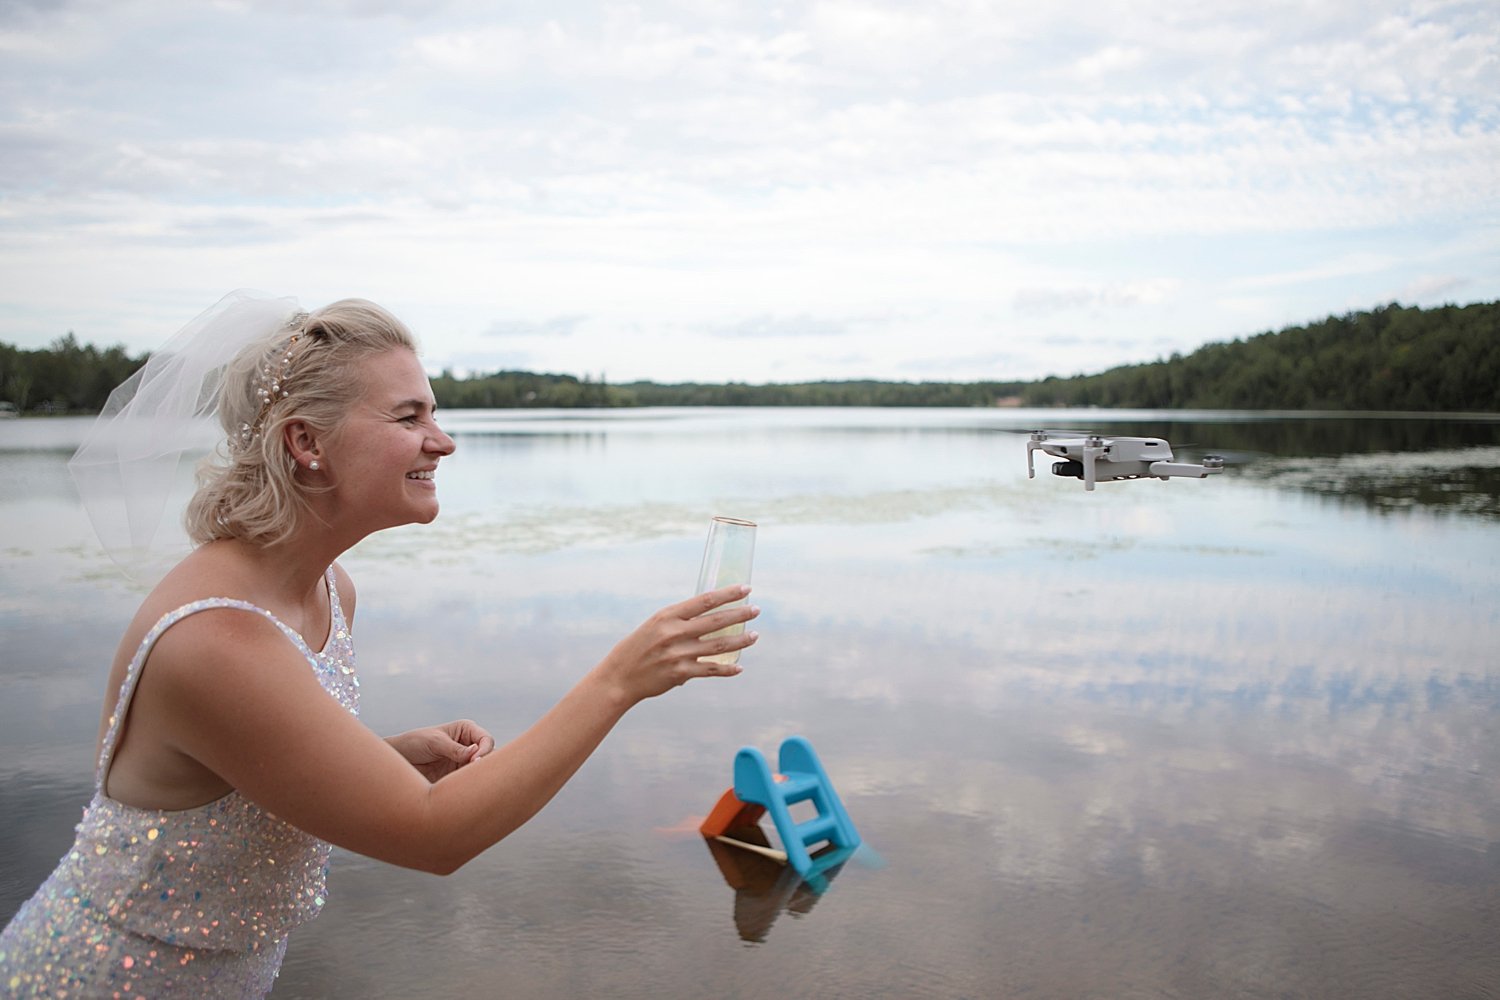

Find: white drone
[1026,431,1225,491]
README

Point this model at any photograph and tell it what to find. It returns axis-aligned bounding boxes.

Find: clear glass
[694,515,756,664]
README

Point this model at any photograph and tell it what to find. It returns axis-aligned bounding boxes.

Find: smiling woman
[0,291,760,999]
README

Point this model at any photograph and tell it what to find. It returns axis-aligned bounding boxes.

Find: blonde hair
[185,298,419,547]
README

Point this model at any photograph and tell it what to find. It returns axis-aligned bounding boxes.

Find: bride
[0,291,758,997]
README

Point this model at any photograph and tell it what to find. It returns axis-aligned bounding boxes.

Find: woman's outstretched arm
[153,585,759,874]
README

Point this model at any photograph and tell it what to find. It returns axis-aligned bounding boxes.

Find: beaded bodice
[57,568,359,953]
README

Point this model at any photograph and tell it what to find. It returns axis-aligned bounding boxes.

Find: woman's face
[320,348,456,535]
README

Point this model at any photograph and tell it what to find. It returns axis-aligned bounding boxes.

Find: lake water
[2,407,1498,998]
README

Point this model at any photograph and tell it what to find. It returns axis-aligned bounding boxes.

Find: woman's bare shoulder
[124,543,254,628]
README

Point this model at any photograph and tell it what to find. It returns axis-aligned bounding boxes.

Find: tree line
[0,333,144,414]
[428,371,1029,408]
[3,301,1497,414]
[1020,300,1500,412]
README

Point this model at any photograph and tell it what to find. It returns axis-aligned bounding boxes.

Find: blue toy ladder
[732,735,861,880]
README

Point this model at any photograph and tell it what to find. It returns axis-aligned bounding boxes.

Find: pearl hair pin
[237,321,307,450]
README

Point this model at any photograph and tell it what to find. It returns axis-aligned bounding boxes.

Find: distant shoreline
[4,300,1497,414]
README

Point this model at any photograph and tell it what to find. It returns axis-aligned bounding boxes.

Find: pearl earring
[309,459,320,471]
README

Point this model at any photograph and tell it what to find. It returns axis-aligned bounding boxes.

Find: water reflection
[701,836,851,943]
[1253,447,1500,520]
[2,409,1498,998]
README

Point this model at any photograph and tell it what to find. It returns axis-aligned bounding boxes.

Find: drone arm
[1148,461,1220,480]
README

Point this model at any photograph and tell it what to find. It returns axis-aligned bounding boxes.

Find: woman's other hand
[387,720,496,782]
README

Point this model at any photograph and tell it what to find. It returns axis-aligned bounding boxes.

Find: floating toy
[699,735,861,883]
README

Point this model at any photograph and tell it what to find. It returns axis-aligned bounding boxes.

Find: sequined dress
[0,568,360,998]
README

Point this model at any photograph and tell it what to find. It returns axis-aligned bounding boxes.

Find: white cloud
[0,0,1496,382]
[410,26,530,75]
[704,314,849,339]
[482,315,588,338]
[1071,44,1149,82]
[1015,279,1182,315]
[1396,273,1469,302]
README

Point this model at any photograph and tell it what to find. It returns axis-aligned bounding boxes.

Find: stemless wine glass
[695,516,756,664]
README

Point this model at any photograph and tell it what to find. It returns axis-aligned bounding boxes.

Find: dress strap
[324,564,347,639]
[96,597,320,791]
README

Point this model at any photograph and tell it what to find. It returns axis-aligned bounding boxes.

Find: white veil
[68,289,303,584]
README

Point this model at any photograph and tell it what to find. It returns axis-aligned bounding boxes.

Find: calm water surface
[2,408,1498,999]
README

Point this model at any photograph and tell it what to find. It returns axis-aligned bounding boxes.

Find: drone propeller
[1028,427,1098,439]
[1173,443,1258,467]
[1200,448,1258,466]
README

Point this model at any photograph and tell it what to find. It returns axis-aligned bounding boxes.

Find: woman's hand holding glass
[595,585,759,702]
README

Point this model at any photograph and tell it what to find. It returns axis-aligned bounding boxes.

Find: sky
[1,0,1497,385]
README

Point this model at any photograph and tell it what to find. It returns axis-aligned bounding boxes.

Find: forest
[3,300,1497,414]
[0,333,142,414]
[1019,300,1500,412]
